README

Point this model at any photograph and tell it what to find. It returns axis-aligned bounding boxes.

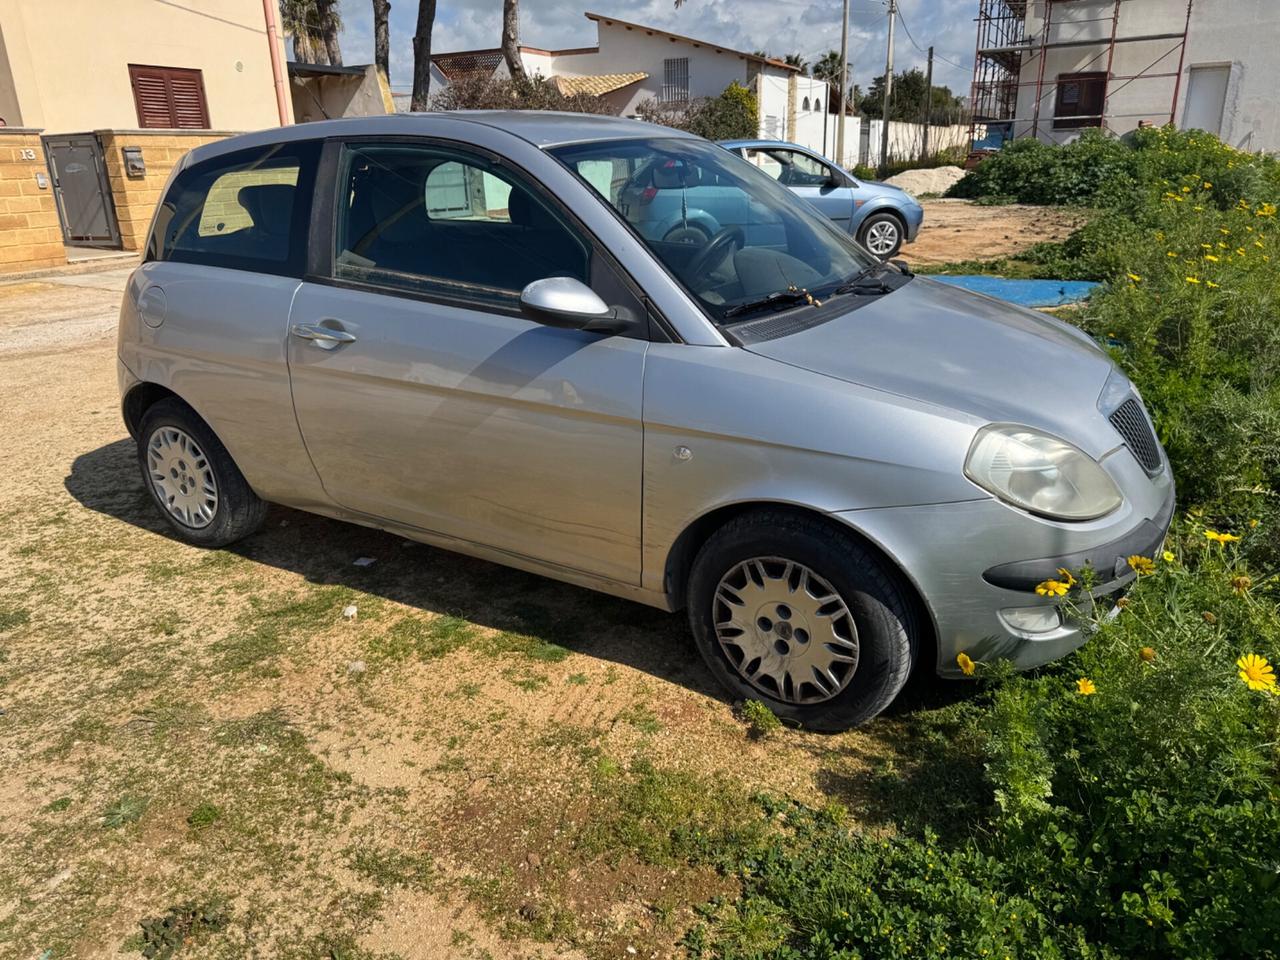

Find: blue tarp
[927,275,1100,308]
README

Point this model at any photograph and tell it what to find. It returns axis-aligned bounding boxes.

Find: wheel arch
[121,382,182,439]
[855,204,907,238]
[663,500,938,674]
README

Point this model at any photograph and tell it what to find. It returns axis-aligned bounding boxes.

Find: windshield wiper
[832,261,893,296]
[721,288,815,320]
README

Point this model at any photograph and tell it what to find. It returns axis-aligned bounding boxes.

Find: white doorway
[1182,64,1230,136]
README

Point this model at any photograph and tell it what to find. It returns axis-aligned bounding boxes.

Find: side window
[149,141,318,276]
[334,143,590,306]
[745,148,785,181]
[771,150,834,187]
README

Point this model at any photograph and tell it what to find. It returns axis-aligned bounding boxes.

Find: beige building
[0,0,291,272]
[0,0,290,132]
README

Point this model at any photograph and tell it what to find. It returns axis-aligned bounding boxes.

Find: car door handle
[291,322,357,348]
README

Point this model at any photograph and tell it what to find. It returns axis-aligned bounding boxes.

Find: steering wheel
[685,226,745,288]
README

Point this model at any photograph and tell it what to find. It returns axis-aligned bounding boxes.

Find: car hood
[744,276,1121,455]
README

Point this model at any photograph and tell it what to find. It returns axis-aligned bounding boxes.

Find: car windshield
[549,137,877,324]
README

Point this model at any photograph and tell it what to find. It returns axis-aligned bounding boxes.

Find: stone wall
[0,129,63,273]
[97,130,237,252]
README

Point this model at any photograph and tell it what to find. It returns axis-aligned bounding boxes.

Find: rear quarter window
[148,141,319,277]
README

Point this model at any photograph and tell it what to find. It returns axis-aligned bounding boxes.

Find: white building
[973,0,1280,152]
[430,11,835,156]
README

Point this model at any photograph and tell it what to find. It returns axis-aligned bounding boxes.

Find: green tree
[858,68,966,124]
[812,49,847,114]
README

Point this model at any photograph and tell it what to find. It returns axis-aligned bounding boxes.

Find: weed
[186,803,222,830]
[102,794,148,829]
[738,700,781,739]
[619,702,662,734]
[136,899,230,959]
[0,607,30,631]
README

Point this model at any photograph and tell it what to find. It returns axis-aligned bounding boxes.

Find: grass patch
[101,794,148,829]
[738,700,781,739]
[186,802,222,830]
[0,606,30,631]
[370,613,473,662]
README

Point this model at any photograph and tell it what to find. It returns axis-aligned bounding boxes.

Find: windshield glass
[549,137,877,324]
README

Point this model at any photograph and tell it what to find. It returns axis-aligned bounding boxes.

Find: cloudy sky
[334,0,977,95]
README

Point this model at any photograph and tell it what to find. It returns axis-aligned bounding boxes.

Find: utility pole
[920,45,933,160]
[878,0,897,174]
[835,0,849,166]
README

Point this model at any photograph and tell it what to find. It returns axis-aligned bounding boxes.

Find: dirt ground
[902,198,1087,267]
[0,200,1043,958]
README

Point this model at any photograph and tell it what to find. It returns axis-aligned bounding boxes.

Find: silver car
[117,112,1173,730]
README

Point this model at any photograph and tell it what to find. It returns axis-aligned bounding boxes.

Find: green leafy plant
[137,899,230,959]
[101,794,148,829]
[738,699,782,739]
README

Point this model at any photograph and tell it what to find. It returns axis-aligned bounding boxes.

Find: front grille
[1109,397,1162,473]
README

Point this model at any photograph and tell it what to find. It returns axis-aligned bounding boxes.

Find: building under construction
[969,0,1205,148]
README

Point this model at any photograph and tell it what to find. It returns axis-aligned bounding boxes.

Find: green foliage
[137,899,230,959]
[0,606,29,631]
[186,802,222,830]
[738,699,782,739]
[101,794,148,829]
[858,68,967,126]
[636,82,759,141]
[692,521,1280,960]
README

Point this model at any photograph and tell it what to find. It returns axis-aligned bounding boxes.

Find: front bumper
[834,446,1175,677]
[902,204,924,241]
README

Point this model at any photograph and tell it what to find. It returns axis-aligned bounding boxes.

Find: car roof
[718,139,811,151]
[184,111,697,166]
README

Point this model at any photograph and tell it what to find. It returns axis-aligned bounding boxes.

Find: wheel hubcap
[146,426,218,528]
[866,221,899,256]
[713,557,858,704]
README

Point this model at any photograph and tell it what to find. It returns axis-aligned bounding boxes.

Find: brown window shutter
[129,64,209,129]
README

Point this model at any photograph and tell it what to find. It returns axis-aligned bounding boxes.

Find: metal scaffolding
[967,0,1194,149]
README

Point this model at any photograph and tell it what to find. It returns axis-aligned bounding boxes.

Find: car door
[743,147,856,232]
[286,139,648,585]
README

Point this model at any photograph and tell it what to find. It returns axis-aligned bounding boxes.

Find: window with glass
[552,137,878,325]
[745,148,835,187]
[333,143,590,305]
[149,141,318,275]
[662,58,690,102]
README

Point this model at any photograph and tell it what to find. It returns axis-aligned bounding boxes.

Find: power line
[895,5,970,72]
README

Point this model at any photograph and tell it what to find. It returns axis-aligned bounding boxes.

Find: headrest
[236,184,295,237]
[508,187,556,230]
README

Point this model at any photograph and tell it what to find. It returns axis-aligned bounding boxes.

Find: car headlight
[965,424,1122,521]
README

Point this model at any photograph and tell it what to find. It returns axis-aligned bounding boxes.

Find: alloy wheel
[146,426,219,529]
[864,219,900,256]
[713,556,859,704]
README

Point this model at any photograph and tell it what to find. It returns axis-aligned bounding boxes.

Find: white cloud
[336,0,975,94]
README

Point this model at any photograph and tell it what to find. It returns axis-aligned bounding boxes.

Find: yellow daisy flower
[1185,277,1201,284]
[1162,550,1176,563]
[1237,654,1276,692]
[1126,273,1142,282]
[1056,567,1077,587]
[1035,578,1070,598]
[1139,647,1156,663]
[1205,530,1241,545]
[956,652,975,676]
[1127,555,1156,576]
[1076,678,1097,696]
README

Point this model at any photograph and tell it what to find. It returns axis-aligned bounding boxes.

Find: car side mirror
[519,277,637,334]
[824,170,843,189]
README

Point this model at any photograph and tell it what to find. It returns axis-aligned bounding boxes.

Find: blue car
[720,139,923,258]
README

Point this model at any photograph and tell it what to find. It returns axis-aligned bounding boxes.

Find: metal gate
[42,135,120,247]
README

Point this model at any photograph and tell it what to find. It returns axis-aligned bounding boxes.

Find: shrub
[635,81,758,140]
[739,699,782,739]
[429,73,614,115]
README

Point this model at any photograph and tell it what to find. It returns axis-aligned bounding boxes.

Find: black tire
[857,211,905,259]
[687,510,917,731]
[136,398,268,548]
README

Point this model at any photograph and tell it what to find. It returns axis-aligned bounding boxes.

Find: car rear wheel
[687,510,917,731]
[858,212,904,259]
[136,398,268,548]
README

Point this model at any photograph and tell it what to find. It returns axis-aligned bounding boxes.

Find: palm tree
[502,0,528,84]
[373,0,391,84]
[784,52,808,74]
[410,0,437,110]
[812,49,845,113]
[279,0,340,65]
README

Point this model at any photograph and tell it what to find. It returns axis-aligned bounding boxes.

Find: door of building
[1183,65,1230,138]
[43,135,120,247]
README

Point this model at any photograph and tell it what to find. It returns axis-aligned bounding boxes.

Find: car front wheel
[858,211,904,258]
[687,510,917,731]
[136,398,268,548]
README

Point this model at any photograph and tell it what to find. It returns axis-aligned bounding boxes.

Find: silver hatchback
[118,112,1173,730]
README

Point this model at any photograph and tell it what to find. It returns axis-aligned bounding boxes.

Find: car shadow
[65,437,724,702]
